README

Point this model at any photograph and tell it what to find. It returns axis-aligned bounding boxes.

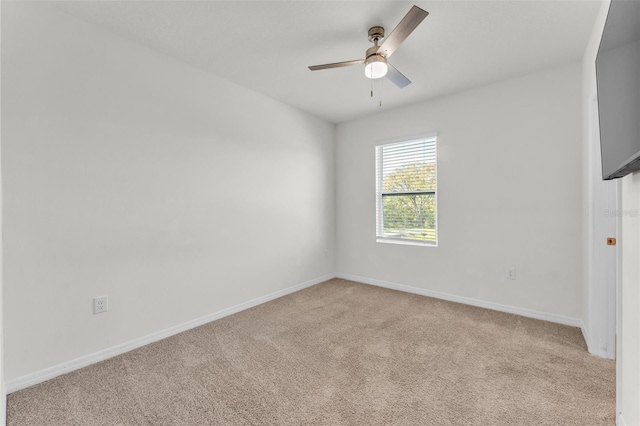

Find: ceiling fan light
[364,56,388,79]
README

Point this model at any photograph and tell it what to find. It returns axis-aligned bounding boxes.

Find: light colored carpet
[7,279,615,425]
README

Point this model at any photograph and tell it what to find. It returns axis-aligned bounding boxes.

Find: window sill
[376,237,438,247]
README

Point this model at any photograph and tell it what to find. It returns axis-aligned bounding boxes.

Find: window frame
[375,132,438,247]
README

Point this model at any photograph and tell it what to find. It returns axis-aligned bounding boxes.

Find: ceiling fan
[308,5,429,88]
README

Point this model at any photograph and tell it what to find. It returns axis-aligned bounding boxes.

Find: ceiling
[52,1,601,124]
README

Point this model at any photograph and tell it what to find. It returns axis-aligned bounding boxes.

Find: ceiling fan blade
[377,6,428,58]
[308,59,365,71]
[386,63,411,88]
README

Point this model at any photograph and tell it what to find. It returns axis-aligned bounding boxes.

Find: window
[375,135,437,246]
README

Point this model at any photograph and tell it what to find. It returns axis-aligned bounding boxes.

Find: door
[588,89,619,360]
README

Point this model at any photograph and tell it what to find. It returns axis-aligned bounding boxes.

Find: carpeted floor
[7,279,615,425]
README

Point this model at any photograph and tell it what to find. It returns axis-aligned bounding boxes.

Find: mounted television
[596,0,640,180]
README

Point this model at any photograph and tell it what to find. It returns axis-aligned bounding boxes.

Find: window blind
[376,137,437,245]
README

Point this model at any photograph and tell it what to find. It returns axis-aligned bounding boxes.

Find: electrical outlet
[93,296,108,314]
[506,267,516,280]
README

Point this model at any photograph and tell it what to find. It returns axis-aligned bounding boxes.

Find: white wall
[336,63,583,320]
[1,3,335,381]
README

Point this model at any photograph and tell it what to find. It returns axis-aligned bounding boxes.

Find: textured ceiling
[52,1,601,124]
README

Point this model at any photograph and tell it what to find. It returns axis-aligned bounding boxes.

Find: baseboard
[5,273,335,394]
[335,273,583,328]
[618,412,627,426]
[581,323,590,349]
[582,321,617,359]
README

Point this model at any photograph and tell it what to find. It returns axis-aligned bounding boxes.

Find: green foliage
[383,163,436,192]
[382,162,436,240]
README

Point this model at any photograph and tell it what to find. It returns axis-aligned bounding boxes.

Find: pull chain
[379,78,383,107]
